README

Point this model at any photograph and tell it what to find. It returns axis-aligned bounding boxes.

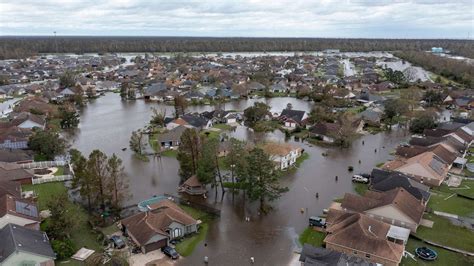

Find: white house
[262,142,303,170]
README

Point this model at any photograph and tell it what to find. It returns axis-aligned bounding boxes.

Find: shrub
[51,239,76,260]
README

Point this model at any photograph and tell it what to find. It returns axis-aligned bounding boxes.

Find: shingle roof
[324,212,404,263]
[280,109,306,123]
[0,224,55,263]
[370,169,430,202]
[341,187,425,224]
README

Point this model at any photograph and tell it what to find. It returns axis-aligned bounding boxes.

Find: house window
[173,228,182,238]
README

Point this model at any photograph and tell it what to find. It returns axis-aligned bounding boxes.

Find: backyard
[415,213,474,253]
[428,181,474,217]
[22,182,103,263]
[400,237,474,266]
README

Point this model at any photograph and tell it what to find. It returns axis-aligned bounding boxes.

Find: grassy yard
[213,123,234,131]
[298,227,325,247]
[161,149,178,158]
[253,120,280,132]
[353,182,368,195]
[415,213,474,253]
[175,205,214,257]
[22,182,103,256]
[401,237,474,266]
[428,183,474,217]
[54,166,65,176]
[200,130,221,140]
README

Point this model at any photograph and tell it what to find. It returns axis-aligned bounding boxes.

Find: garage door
[144,238,167,253]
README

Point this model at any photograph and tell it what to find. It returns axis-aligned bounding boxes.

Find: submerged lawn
[175,204,214,257]
[298,227,325,247]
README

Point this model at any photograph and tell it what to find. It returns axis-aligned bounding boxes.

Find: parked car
[309,216,326,228]
[162,246,180,259]
[109,235,126,249]
[352,174,369,184]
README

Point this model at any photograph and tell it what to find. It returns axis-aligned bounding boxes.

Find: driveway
[129,250,175,266]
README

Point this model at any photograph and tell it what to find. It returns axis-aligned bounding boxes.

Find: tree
[51,239,76,260]
[120,81,129,99]
[70,149,95,212]
[383,99,408,125]
[45,193,77,239]
[59,70,76,88]
[197,138,218,187]
[28,130,66,160]
[106,154,129,210]
[129,129,145,155]
[243,102,270,126]
[383,68,406,85]
[332,113,356,148]
[174,95,188,118]
[59,104,80,129]
[424,90,444,107]
[87,150,110,212]
[246,148,288,213]
[150,107,166,127]
[177,128,201,179]
[224,138,249,194]
[410,114,437,134]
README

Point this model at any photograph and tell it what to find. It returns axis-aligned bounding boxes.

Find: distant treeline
[394,50,474,87]
[0,36,473,59]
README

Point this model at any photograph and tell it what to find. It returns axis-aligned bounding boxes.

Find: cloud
[0,0,472,38]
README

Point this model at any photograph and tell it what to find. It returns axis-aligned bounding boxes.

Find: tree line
[0,36,473,59]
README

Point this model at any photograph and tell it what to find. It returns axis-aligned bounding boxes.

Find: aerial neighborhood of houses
[0,49,473,265]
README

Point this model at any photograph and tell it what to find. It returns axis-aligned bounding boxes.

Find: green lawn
[253,120,280,132]
[415,214,474,253]
[200,130,221,140]
[298,227,326,247]
[54,166,65,176]
[161,149,178,158]
[22,182,103,256]
[175,205,214,257]
[295,152,310,168]
[353,183,368,195]
[401,237,474,266]
[428,184,474,217]
[213,123,233,131]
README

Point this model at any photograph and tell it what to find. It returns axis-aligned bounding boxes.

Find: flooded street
[67,93,409,265]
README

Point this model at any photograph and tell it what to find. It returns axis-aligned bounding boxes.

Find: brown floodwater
[66,93,409,266]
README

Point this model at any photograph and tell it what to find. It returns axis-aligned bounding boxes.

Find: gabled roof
[324,212,404,263]
[0,223,55,263]
[341,187,425,224]
[0,194,39,222]
[121,200,196,246]
[157,125,188,143]
[370,169,430,202]
[0,162,34,182]
[0,181,22,199]
[299,244,373,266]
[0,149,33,163]
[309,122,340,136]
[180,114,209,128]
[261,142,301,156]
[280,109,306,123]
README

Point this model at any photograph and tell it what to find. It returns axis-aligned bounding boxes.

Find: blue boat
[415,247,438,261]
[137,195,169,212]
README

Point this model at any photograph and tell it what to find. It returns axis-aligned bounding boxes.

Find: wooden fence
[32,175,73,185]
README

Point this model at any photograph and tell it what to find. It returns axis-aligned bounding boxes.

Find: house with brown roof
[121,199,198,253]
[338,188,425,232]
[0,194,40,230]
[178,175,207,195]
[10,112,46,130]
[0,162,35,185]
[261,142,302,170]
[383,151,449,187]
[324,211,406,266]
[309,122,341,143]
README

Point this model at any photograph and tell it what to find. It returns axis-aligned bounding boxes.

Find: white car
[352,175,369,184]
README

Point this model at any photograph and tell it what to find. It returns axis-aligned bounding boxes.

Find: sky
[0,0,473,38]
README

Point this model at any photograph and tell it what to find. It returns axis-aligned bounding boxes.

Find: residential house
[10,112,46,130]
[299,244,373,266]
[0,126,31,150]
[370,169,431,203]
[383,151,449,187]
[178,175,207,196]
[358,108,383,126]
[157,125,188,150]
[0,194,40,230]
[324,211,406,266]
[0,162,35,184]
[261,142,302,170]
[121,199,198,253]
[279,109,308,129]
[0,149,33,164]
[339,188,425,232]
[309,122,340,143]
[0,224,55,265]
[143,82,167,101]
[270,82,287,93]
[166,114,211,130]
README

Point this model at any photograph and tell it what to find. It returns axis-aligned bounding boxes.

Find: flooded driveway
[67,93,409,265]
